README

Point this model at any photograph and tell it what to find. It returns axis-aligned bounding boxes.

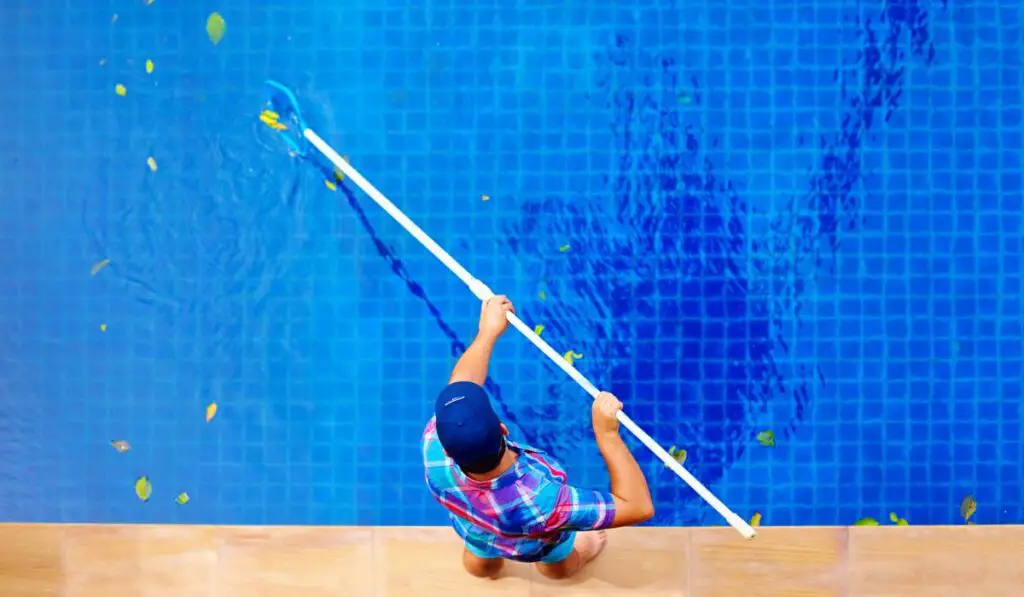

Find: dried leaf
[115,83,127,97]
[481,194,490,201]
[147,157,158,172]
[90,258,111,276]
[750,512,762,527]
[134,476,152,501]
[205,402,217,422]
[324,180,337,191]
[110,440,131,453]
[960,494,977,522]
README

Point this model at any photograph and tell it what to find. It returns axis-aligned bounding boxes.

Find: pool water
[1,0,1021,528]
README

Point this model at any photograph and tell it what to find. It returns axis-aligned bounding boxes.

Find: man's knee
[462,549,504,578]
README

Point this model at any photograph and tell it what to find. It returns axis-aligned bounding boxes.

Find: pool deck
[2,523,1021,596]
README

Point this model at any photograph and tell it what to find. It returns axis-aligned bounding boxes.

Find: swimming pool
[1,0,1020,528]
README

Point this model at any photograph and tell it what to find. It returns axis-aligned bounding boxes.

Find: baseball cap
[434,381,506,474]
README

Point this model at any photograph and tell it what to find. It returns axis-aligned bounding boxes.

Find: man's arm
[593,392,655,527]
[448,295,515,385]
[448,333,498,385]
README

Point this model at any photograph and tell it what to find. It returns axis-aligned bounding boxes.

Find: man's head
[434,381,508,474]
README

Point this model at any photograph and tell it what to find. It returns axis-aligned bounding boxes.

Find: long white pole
[304,128,756,540]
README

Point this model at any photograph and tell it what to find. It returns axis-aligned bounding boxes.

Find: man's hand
[591,391,623,437]
[479,295,514,340]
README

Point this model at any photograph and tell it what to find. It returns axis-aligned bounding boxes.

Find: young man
[422,295,655,580]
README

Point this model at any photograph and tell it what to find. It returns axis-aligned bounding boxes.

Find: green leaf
[896,518,909,526]
[134,476,152,502]
[853,517,880,526]
[666,446,687,466]
[175,492,190,505]
[960,494,977,523]
[889,512,899,523]
[755,430,775,447]
[206,12,226,45]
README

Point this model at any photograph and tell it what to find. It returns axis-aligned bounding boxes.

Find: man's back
[422,417,616,563]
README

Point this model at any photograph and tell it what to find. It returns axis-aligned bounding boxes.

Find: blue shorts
[465,532,577,564]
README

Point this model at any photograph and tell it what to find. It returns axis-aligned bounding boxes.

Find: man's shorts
[464,531,577,564]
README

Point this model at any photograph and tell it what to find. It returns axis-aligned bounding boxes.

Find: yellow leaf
[90,258,111,276]
[206,12,226,45]
[145,59,154,74]
[324,180,337,191]
[533,324,544,336]
[146,156,158,172]
[750,512,762,527]
[853,517,879,526]
[99,323,107,332]
[134,476,152,501]
[110,440,131,453]
[563,351,583,365]
[205,402,217,422]
[481,194,490,201]
[115,83,127,96]
[960,494,977,522]
[175,492,190,505]
[262,109,280,121]
[558,244,570,252]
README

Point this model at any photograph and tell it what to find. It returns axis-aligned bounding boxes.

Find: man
[422,295,655,580]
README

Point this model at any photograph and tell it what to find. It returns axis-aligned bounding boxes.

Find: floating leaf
[99,58,107,66]
[175,492,190,505]
[677,94,692,104]
[206,12,226,45]
[112,14,118,23]
[889,512,899,523]
[558,244,570,252]
[853,517,879,526]
[331,157,351,183]
[667,445,686,466]
[147,157,158,172]
[145,59,154,74]
[262,109,280,120]
[481,194,490,201]
[115,83,127,96]
[563,351,583,365]
[960,494,977,522]
[147,0,155,5]
[533,324,544,336]
[135,476,152,501]
[324,180,337,191]
[755,430,775,447]
[205,402,217,422]
[99,323,107,332]
[90,258,111,276]
[896,518,909,526]
[750,512,762,527]
[538,289,547,301]
[110,440,131,453]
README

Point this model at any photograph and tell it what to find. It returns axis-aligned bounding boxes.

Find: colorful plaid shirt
[422,417,617,562]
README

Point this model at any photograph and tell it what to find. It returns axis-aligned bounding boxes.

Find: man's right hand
[591,391,623,437]
[478,295,514,340]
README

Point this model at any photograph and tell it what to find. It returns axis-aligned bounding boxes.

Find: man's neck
[466,448,517,482]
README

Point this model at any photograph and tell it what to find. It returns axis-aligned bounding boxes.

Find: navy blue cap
[434,381,505,474]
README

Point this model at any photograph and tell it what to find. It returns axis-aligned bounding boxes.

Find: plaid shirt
[422,417,616,562]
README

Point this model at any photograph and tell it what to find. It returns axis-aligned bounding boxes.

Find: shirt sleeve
[541,483,617,532]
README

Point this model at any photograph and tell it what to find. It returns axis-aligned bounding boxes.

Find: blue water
[1,0,1021,528]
